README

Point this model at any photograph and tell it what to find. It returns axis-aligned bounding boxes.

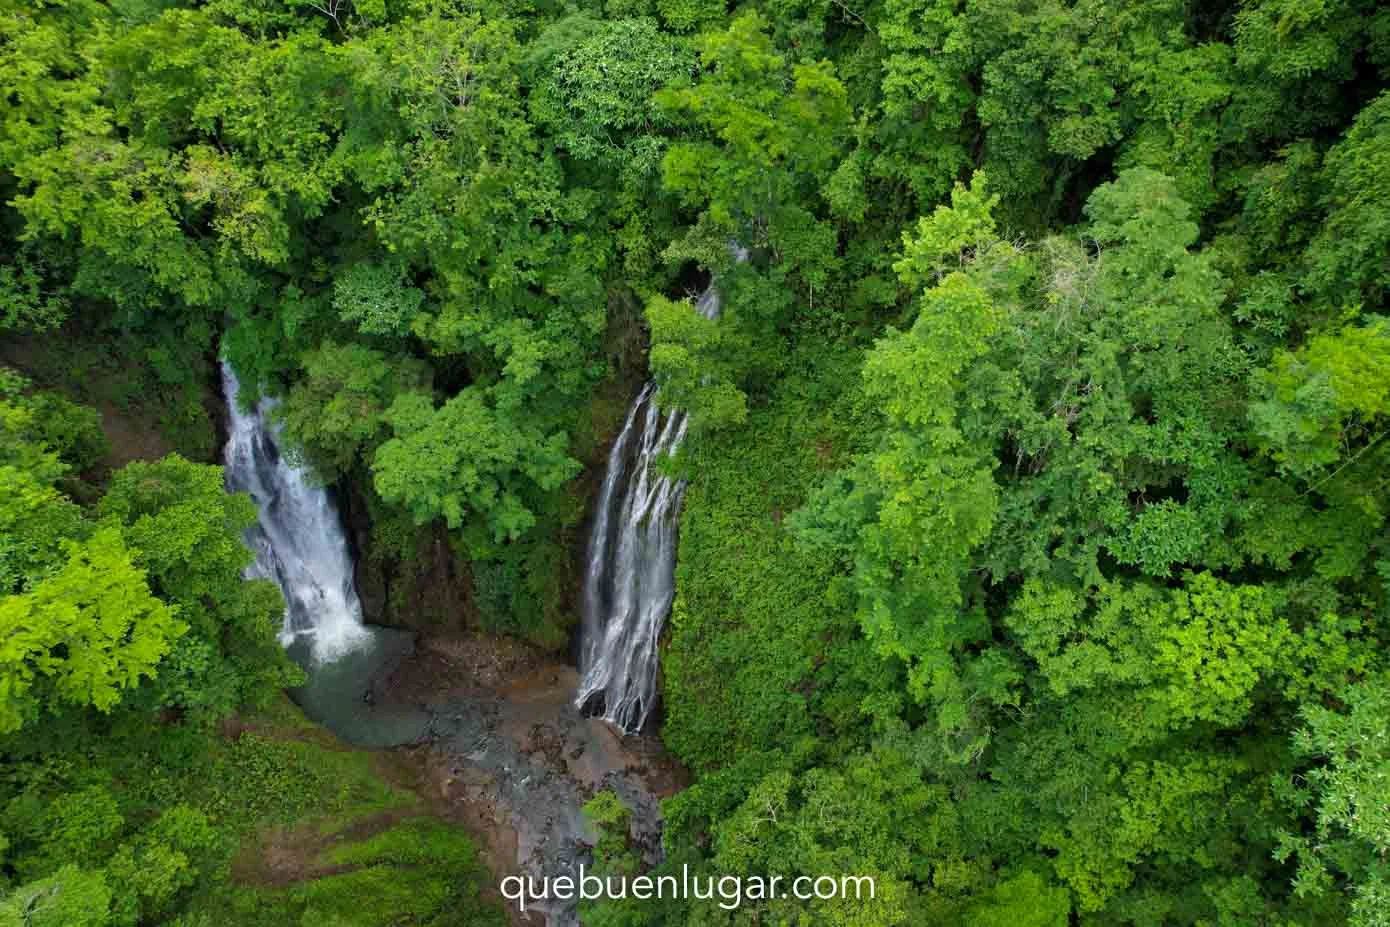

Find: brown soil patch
[96,398,172,468]
[381,632,547,703]
[0,337,174,469]
[231,807,419,889]
[374,747,543,927]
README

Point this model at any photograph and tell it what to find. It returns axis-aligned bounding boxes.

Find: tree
[1251,319,1390,478]
[0,465,84,594]
[333,262,426,338]
[1300,90,1390,311]
[98,455,299,718]
[0,527,184,733]
[964,871,1069,927]
[529,17,692,177]
[658,10,850,264]
[279,341,430,481]
[0,865,112,927]
[372,388,580,542]
[1281,676,1390,927]
[645,293,748,431]
[0,256,68,333]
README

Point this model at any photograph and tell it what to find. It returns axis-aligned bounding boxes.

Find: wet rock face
[340,479,477,632]
[341,479,389,623]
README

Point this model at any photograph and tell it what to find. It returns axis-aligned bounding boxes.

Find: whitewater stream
[221,360,371,662]
[576,253,745,733]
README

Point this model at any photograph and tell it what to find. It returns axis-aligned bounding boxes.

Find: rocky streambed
[287,628,687,927]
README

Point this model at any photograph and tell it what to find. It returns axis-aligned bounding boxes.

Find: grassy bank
[1,694,506,927]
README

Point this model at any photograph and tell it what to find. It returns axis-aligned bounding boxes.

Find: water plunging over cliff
[576,271,733,733]
[221,360,369,662]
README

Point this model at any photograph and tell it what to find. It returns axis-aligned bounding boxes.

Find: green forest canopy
[1,0,1389,924]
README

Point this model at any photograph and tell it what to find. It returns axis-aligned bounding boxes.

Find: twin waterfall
[221,361,369,662]
[576,275,729,734]
[219,256,735,737]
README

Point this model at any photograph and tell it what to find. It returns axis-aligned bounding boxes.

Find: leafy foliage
[0,528,184,732]
[2,0,1390,922]
[373,388,581,540]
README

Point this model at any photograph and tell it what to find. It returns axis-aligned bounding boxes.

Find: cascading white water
[576,271,733,734]
[221,360,369,662]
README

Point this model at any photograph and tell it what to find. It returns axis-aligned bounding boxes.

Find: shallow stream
[287,629,678,926]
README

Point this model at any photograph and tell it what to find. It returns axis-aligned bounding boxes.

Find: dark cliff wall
[340,476,479,633]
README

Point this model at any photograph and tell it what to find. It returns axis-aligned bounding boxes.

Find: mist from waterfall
[221,360,369,662]
[576,270,733,734]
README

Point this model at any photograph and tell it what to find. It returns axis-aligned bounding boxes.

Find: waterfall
[221,360,369,662]
[576,262,739,734]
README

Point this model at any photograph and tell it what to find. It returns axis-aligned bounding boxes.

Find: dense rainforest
[2,0,1389,923]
